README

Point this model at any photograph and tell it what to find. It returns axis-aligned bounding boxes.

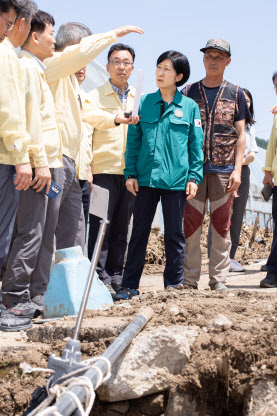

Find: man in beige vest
[87,43,137,297]
[2,10,63,318]
[0,0,34,331]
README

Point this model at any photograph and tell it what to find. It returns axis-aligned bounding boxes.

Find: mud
[0,283,276,416]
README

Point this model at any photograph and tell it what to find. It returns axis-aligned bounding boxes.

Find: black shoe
[210,282,228,291]
[260,264,269,272]
[0,310,32,332]
[113,287,140,302]
[260,272,277,288]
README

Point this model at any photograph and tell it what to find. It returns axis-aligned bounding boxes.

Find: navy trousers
[122,186,186,289]
[88,174,135,285]
[266,186,277,274]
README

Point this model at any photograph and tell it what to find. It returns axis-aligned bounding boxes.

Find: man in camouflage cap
[181,38,250,291]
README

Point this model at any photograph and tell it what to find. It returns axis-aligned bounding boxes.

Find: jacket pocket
[212,134,237,165]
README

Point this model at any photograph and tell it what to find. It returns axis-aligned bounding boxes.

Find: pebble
[210,314,233,330]
[15,336,22,342]
[169,306,180,316]
[227,293,235,297]
[250,299,257,304]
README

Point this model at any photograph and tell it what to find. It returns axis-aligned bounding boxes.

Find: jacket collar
[103,79,135,97]
[19,50,46,74]
[3,37,17,56]
[152,88,183,107]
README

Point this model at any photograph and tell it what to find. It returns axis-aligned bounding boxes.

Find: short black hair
[272,71,277,85]
[108,43,135,63]
[242,88,255,126]
[156,50,190,87]
[24,10,54,43]
[0,0,21,15]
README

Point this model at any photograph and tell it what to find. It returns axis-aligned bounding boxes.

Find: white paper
[132,69,144,118]
[89,185,109,219]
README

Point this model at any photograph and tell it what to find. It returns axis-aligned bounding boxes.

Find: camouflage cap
[200,39,231,57]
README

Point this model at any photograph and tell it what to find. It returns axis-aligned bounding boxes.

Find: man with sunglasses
[0,0,34,331]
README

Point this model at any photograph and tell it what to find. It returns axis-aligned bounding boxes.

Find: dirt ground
[0,221,276,416]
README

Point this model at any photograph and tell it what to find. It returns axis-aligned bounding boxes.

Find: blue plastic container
[44,246,114,318]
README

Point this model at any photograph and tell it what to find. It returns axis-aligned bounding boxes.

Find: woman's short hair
[272,71,277,85]
[55,22,92,51]
[242,88,255,126]
[156,50,190,87]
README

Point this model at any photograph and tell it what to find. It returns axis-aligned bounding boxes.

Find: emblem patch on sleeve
[194,119,201,127]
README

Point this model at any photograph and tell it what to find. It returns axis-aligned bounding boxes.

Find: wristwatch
[127,175,137,179]
[187,178,197,184]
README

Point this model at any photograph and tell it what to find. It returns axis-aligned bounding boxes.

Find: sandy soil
[0,221,275,416]
[0,258,276,415]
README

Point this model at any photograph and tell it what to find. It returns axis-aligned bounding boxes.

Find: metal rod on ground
[39,307,154,416]
[72,219,109,341]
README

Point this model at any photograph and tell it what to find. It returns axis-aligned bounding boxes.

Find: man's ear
[19,17,26,29]
[226,57,231,67]
[32,31,39,45]
[106,62,110,74]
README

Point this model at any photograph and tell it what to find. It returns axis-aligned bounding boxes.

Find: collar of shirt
[21,50,46,72]
[109,79,130,98]
[152,88,183,107]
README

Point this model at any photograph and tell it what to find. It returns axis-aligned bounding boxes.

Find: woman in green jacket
[114,50,204,301]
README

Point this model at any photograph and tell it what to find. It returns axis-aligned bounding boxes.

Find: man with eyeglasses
[181,38,250,292]
[260,71,277,288]
[0,0,34,332]
[86,43,138,298]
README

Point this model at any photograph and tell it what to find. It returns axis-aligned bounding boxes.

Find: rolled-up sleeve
[0,51,30,165]
[187,104,204,185]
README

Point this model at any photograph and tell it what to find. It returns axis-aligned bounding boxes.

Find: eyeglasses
[108,60,133,67]
[0,14,15,31]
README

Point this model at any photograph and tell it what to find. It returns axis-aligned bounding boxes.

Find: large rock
[165,390,202,416]
[245,379,277,415]
[98,325,199,402]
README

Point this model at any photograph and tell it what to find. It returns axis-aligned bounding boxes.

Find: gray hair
[15,0,37,21]
[55,22,92,51]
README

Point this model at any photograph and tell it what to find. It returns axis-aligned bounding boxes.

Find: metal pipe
[72,219,109,341]
[40,307,154,416]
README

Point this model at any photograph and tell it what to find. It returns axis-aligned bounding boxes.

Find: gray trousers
[2,185,48,304]
[2,155,85,304]
[0,164,19,272]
